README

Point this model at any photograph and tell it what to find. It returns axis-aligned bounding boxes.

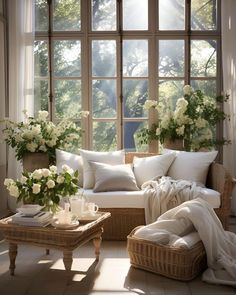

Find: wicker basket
[127,226,207,281]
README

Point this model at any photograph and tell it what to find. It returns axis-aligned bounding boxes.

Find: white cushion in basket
[56,149,83,187]
[90,162,139,192]
[165,149,218,185]
[79,149,125,189]
[133,153,176,187]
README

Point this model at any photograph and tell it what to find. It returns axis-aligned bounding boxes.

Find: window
[34,0,221,151]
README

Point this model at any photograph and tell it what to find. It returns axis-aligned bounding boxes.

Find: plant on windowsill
[4,165,79,213]
[138,85,230,151]
[1,110,89,166]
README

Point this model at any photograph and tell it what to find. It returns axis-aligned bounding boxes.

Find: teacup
[56,210,77,225]
[87,202,99,216]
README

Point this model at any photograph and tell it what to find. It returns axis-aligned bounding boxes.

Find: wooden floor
[0,218,235,295]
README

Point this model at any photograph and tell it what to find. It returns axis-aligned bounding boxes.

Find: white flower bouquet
[4,165,79,213]
[1,110,89,162]
[141,85,230,151]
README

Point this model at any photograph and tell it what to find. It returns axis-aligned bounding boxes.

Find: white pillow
[133,153,176,187]
[56,149,83,187]
[79,149,125,189]
[90,162,139,192]
[166,150,218,185]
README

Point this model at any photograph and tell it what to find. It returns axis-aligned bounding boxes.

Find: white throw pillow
[56,149,83,187]
[79,149,125,189]
[90,162,139,192]
[166,150,218,185]
[133,153,176,187]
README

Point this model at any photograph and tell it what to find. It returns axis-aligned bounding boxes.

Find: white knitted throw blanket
[142,176,202,224]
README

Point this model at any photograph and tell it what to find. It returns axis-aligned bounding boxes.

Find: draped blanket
[142,176,202,224]
[135,198,236,287]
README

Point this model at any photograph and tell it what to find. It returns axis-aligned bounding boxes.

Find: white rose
[32,169,43,180]
[62,164,74,174]
[9,185,19,197]
[49,165,57,173]
[20,176,28,184]
[38,110,49,121]
[32,183,41,194]
[31,125,41,135]
[4,178,14,187]
[183,85,192,96]
[39,145,47,152]
[56,175,65,184]
[23,131,34,140]
[46,179,55,189]
[42,169,51,177]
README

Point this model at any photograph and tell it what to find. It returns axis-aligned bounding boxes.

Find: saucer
[51,219,79,229]
[17,205,43,216]
[79,212,101,222]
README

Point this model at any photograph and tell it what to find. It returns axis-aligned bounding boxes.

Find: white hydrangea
[176,125,185,136]
[143,100,158,110]
[183,85,193,96]
[26,142,38,152]
[31,124,41,135]
[38,110,49,121]
[195,118,207,129]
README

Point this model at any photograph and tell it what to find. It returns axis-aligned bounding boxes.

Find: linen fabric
[90,162,139,192]
[133,153,176,187]
[56,149,83,187]
[164,150,218,185]
[79,149,125,189]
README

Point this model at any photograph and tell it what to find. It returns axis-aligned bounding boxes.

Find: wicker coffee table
[0,212,111,281]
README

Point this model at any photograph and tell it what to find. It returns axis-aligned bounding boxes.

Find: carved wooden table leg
[63,250,73,284]
[93,230,103,261]
[9,243,17,276]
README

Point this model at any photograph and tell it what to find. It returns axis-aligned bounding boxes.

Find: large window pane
[34,80,48,114]
[191,79,216,97]
[35,0,48,31]
[53,0,81,31]
[191,40,216,77]
[55,80,81,118]
[159,40,185,77]
[124,121,148,151]
[92,80,116,118]
[191,0,217,30]
[92,40,116,77]
[123,80,148,118]
[93,121,117,151]
[159,80,184,109]
[123,0,148,30]
[92,0,116,31]
[159,0,185,30]
[34,41,48,77]
[54,40,81,77]
[123,40,148,77]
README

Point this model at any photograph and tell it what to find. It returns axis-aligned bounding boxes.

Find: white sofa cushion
[56,149,83,187]
[90,162,139,192]
[83,187,220,209]
[79,149,125,189]
[133,153,176,187]
[164,149,218,185]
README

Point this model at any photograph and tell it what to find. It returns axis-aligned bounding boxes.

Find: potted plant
[139,85,230,151]
[4,165,79,213]
[1,110,89,170]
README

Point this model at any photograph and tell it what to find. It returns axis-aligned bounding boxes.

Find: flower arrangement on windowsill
[4,165,79,213]
[1,110,89,163]
[138,85,230,151]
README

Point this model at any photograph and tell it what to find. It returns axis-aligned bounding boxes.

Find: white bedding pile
[134,198,236,287]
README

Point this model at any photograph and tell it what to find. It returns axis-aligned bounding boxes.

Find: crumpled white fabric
[142,176,202,224]
[157,198,236,287]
